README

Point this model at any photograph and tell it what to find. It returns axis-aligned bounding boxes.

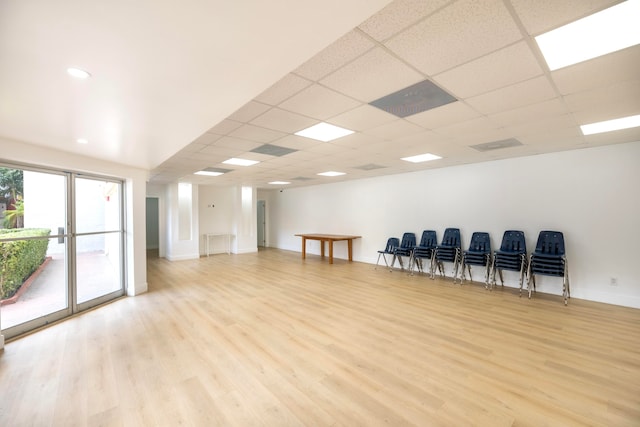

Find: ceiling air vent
[354,163,387,171]
[369,79,457,118]
[250,144,297,157]
[470,138,522,152]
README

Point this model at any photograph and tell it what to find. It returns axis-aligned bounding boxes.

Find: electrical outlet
[610,277,618,286]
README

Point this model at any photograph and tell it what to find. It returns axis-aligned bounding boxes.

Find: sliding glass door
[0,163,125,339]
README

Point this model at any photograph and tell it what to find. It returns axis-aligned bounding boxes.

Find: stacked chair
[376,237,399,271]
[460,232,492,286]
[490,230,528,293]
[527,230,570,305]
[431,228,462,281]
[409,230,437,276]
[393,232,416,271]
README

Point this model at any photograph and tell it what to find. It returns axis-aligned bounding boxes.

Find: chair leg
[526,257,533,299]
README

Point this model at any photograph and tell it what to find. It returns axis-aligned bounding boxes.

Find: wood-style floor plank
[1,248,639,426]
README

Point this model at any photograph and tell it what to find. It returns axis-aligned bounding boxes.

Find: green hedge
[0,228,51,300]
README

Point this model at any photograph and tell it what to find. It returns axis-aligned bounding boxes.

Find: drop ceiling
[1,0,639,190]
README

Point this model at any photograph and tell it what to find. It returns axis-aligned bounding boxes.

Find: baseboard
[127,282,148,296]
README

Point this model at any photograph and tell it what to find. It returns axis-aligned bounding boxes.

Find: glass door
[0,166,70,337]
[74,176,124,309]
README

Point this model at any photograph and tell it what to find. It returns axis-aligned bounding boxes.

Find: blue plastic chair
[376,237,399,271]
[410,230,437,276]
[527,231,570,305]
[394,232,416,270]
[490,230,527,292]
[432,228,462,281]
[461,232,492,286]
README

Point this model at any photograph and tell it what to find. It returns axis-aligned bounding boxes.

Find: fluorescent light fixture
[76,138,88,144]
[401,153,442,163]
[317,171,346,177]
[222,158,259,166]
[535,0,640,71]
[269,181,290,185]
[295,122,354,142]
[67,67,91,79]
[580,114,640,135]
[194,170,224,177]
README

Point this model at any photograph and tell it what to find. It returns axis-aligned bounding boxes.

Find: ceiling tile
[192,133,222,145]
[551,46,640,96]
[326,132,386,149]
[489,99,569,127]
[504,114,579,137]
[434,116,503,139]
[294,29,375,81]
[228,124,286,143]
[386,0,523,76]
[434,41,544,99]
[358,0,451,41]
[254,73,313,105]
[269,134,322,150]
[465,75,557,115]
[363,119,425,140]
[250,108,317,133]
[279,84,361,120]
[569,84,640,125]
[405,101,481,129]
[320,47,424,103]
[510,0,620,35]
[213,136,262,151]
[227,101,272,123]
[328,104,397,131]
[207,119,243,135]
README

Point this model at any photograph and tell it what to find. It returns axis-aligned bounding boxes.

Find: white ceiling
[2,0,639,190]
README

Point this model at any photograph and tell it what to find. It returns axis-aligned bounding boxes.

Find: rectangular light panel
[317,171,346,177]
[401,153,442,163]
[536,0,640,71]
[223,158,260,166]
[580,114,640,135]
[295,122,354,142]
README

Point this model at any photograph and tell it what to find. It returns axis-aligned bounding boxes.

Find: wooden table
[295,233,361,264]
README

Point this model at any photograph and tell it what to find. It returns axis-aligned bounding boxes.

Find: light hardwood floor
[1,248,639,426]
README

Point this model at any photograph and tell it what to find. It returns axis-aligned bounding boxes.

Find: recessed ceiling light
[67,67,91,79]
[401,153,442,163]
[317,171,346,177]
[76,138,88,144]
[194,170,224,176]
[268,181,290,185]
[222,158,259,166]
[295,122,354,142]
[535,0,640,71]
[580,114,640,135]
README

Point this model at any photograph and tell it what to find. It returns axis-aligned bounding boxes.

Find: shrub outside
[0,228,51,300]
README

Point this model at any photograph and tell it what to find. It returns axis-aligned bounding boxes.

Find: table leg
[320,240,325,258]
[301,237,306,259]
[329,240,334,264]
[348,238,353,261]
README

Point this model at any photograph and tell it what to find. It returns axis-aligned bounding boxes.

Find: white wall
[266,141,640,308]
